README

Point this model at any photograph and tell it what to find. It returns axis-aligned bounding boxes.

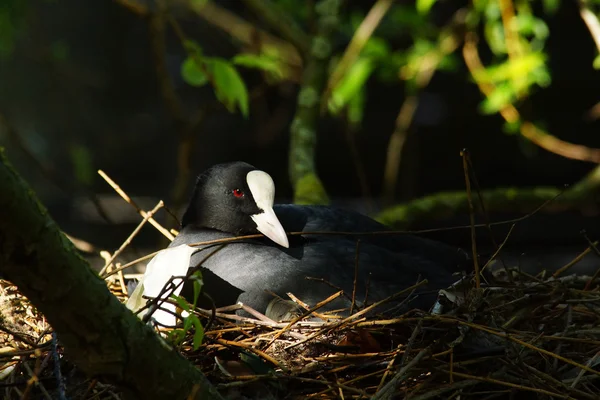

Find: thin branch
[241,0,310,55]
[97,170,175,240]
[322,0,395,110]
[579,0,600,53]
[288,0,345,200]
[463,33,600,163]
[382,12,463,202]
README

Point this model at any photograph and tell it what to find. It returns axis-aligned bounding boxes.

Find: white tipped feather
[125,244,196,327]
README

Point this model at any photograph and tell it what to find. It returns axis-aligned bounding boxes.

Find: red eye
[232,189,244,198]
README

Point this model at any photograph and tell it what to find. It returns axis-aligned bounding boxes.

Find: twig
[51,333,66,400]
[285,280,428,350]
[350,240,361,314]
[377,320,422,392]
[215,339,287,372]
[241,0,310,55]
[579,0,600,53]
[172,0,302,68]
[462,33,600,163]
[322,0,394,109]
[444,370,576,399]
[466,152,511,281]
[97,169,175,240]
[372,347,431,400]
[264,290,344,350]
[461,149,480,288]
[99,200,165,276]
[553,242,597,278]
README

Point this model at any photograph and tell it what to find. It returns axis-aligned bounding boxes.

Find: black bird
[127,162,469,325]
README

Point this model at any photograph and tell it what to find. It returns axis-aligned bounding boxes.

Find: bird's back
[171,205,468,319]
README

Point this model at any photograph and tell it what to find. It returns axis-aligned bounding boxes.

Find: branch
[463,33,600,163]
[288,0,345,204]
[376,164,600,228]
[382,13,464,202]
[321,0,394,109]
[242,0,311,55]
[578,0,600,53]
[175,0,302,68]
[0,149,223,400]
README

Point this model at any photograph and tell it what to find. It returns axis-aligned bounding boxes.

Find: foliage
[180,41,250,118]
[168,270,205,351]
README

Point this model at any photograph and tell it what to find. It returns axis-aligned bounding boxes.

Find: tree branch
[0,149,222,400]
[288,0,345,204]
[376,164,600,229]
[463,33,600,163]
[242,0,311,56]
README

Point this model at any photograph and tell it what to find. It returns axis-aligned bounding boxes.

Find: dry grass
[1,256,599,399]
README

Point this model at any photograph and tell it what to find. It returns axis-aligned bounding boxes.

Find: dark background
[1,0,599,260]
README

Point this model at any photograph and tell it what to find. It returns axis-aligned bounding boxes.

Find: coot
[127,162,468,325]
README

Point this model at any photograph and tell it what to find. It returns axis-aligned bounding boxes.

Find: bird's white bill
[251,207,289,248]
[126,244,196,327]
[247,170,289,248]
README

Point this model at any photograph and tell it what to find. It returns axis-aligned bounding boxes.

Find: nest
[1,172,599,398]
[2,262,599,399]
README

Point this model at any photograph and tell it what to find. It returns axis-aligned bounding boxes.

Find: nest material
[1,251,600,400]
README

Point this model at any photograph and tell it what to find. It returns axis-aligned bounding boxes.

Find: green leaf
[416,0,437,15]
[347,86,365,126]
[473,53,547,85]
[362,37,390,60]
[181,56,209,87]
[480,82,516,114]
[206,58,250,118]
[191,270,203,308]
[503,120,521,135]
[329,57,374,115]
[167,329,186,345]
[232,53,284,80]
[191,316,204,350]
[172,294,191,313]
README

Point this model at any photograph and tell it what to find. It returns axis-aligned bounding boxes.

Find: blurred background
[1,0,600,270]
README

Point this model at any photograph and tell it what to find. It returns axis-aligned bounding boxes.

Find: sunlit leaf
[484,20,506,56]
[232,52,285,80]
[503,120,521,135]
[329,57,374,115]
[473,53,547,84]
[172,294,191,313]
[416,0,437,15]
[191,270,203,308]
[362,37,391,60]
[480,82,516,114]
[347,86,366,126]
[191,315,204,349]
[181,56,209,87]
[206,58,250,118]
